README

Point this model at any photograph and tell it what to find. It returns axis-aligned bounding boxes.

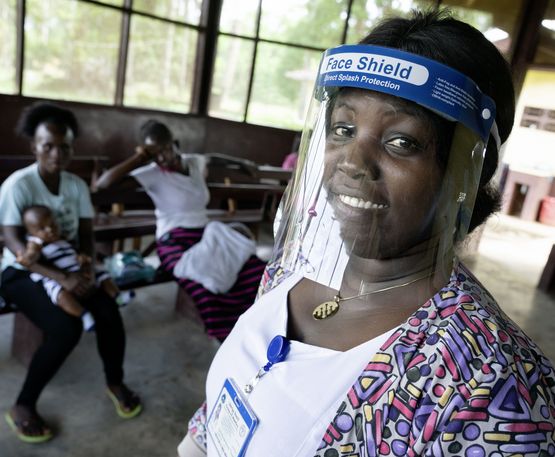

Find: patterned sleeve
[427,360,555,456]
[188,401,208,452]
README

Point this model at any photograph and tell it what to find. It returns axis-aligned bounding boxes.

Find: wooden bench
[90,178,286,256]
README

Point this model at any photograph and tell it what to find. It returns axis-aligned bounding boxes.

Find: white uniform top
[0,163,94,271]
[205,273,395,457]
[130,154,210,239]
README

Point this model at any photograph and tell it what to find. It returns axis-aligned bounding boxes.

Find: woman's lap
[1,267,82,334]
[156,227,267,340]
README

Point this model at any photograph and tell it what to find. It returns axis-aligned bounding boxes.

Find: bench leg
[11,313,44,367]
[174,287,203,326]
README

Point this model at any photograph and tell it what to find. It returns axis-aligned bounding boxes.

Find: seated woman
[0,102,141,444]
[179,9,555,457]
[95,121,266,341]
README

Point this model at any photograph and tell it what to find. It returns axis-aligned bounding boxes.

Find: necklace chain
[312,271,435,320]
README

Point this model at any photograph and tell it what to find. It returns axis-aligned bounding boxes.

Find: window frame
[7,0,554,122]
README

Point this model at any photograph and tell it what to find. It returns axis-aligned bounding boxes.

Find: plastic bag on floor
[104,251,156,287]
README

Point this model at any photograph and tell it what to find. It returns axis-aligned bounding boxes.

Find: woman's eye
[332,124,355,138]
[385,136,422,154]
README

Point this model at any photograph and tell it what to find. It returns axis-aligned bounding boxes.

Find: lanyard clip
[243,335,290,395]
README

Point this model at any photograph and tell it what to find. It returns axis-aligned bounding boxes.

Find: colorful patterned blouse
[315,262,555,456]
[189,262,555,456]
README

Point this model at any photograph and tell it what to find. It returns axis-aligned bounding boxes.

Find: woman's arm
[2,225,93,296]
[94,147,153,190]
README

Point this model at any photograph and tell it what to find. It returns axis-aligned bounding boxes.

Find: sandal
[106,384,142,419]
[4,409,53,444]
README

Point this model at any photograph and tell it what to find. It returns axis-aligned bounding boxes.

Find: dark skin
[2,122,138,437]
[287,90,452,351]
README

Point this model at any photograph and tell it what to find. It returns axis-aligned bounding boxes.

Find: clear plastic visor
[269,86,486,294]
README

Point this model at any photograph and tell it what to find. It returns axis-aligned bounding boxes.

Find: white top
[0,163,94,270]
[130,154,210,239]
[204,274,395,457]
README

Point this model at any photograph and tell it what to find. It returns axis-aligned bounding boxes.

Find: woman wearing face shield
[178,9,555,457]
[95,120,266,342]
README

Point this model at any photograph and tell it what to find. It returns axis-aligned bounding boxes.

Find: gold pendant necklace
[312,272,434,320]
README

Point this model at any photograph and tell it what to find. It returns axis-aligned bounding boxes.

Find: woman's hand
[135,145,160,163]
[16,241,42,267]
[60,271,95,298]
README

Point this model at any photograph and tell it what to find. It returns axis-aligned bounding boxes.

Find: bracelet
[27,235,44,246]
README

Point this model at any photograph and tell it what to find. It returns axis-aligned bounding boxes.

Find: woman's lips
[337,193,389,210]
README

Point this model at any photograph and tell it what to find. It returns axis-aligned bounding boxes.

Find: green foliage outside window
[24,0,121,104]
[0,0,17,94]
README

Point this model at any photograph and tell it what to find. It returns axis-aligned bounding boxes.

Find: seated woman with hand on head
[0,102,141,444]
[179,10,555,457]
[95,120,266,342]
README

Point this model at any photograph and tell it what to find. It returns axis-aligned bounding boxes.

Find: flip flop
[106,388,142,419]
[4,411,53,444]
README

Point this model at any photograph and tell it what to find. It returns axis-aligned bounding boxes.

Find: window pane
[24,0,120,104]
[442,0,524,59]
[247,43,321,130]
[0,0,17,94]
[97,0,123,5]
[209,36,254,121]
[347,0,434,44]
[259,0,348,48]
[535,0,555,65]
[219,0,258,37]
[133,0,202,25]
[125,16,198,112]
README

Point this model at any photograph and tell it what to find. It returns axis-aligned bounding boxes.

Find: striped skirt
[156,227,267,341]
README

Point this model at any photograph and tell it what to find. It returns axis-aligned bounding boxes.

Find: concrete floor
[1,214,555,456]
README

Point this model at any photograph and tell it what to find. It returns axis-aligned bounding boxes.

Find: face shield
[269,44,499,296]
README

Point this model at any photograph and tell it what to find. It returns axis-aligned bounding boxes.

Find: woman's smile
[337,193,388,210]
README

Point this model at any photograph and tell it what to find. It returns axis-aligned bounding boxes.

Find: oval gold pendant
[312,300,340,320]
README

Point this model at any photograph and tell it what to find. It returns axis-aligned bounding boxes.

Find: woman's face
[324,89,444,258]
[32,122,74,176]
[145,136,180,169]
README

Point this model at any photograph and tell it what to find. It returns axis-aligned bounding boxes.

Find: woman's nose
[50,146,61,159]
[337,137,380,180]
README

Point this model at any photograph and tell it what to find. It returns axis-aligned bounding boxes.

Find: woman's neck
[341,240,453,297]
[38,167,61,195]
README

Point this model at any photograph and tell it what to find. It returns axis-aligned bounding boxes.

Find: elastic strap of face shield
[490,121,501,152]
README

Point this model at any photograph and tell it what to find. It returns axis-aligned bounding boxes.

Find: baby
[17,205,133,331]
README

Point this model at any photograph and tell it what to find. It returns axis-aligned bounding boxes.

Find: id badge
[207,378,258,457]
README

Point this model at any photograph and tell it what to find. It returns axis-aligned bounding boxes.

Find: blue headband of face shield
[316,44,500,150]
